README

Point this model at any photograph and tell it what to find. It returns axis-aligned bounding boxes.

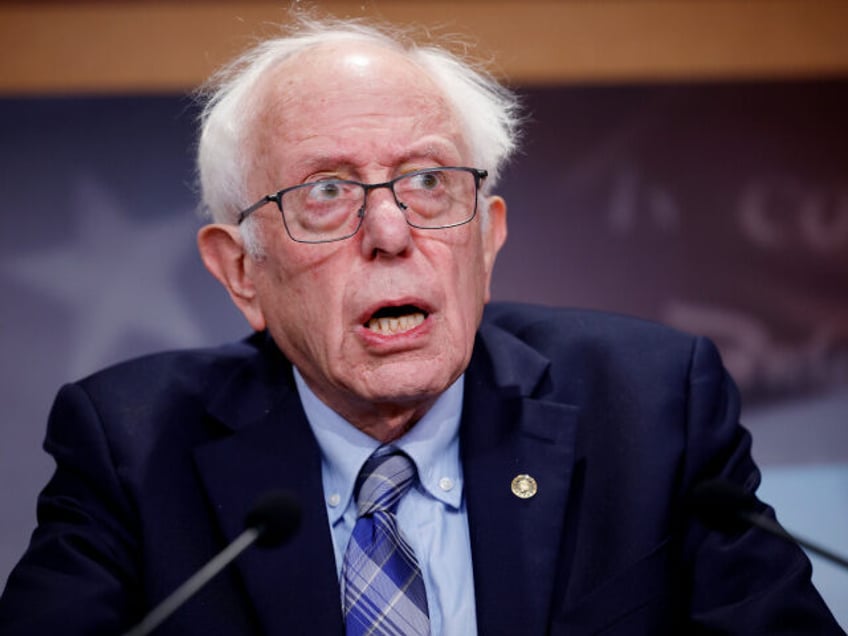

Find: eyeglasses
[237,166,488,244]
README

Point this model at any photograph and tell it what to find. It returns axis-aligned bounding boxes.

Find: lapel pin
[511,474,538,499]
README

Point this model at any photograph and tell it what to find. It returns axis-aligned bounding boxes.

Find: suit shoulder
[46,333,283,462]
[480,302,724,386]
[483,301,695,349]
[75,332,268,401]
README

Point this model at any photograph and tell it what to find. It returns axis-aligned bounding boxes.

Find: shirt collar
[294,368,465,524]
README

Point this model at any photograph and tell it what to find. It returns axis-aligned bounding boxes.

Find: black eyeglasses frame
[236,166,488,244]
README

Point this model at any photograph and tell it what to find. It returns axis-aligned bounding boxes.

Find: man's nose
[359,186,413,258]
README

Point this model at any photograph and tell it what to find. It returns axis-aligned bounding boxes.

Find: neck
[294,368,438,443]
[340,396,437,443]
[353,406,430,443]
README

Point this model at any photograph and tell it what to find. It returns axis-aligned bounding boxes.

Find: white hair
[195,15,522,243]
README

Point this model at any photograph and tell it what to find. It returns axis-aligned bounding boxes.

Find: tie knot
[354,448,416,517]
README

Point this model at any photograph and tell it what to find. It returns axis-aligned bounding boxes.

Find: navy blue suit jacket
[0,303,842,634]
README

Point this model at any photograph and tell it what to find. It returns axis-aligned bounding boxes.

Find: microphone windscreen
[689,479,757,532]
[244,491,302,548]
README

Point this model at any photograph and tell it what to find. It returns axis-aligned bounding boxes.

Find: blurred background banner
[1,0,846,626]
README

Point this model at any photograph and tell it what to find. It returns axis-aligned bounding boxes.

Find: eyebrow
[290,138,464,181]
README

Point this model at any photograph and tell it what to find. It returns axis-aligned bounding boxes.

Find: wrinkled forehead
[245,40,469,163]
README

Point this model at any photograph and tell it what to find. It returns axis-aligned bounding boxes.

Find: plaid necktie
[341,447,430,636]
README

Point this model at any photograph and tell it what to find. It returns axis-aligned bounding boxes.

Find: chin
[356,363,459,404]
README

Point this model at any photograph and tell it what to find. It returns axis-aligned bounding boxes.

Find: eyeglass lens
[280,168,478,242]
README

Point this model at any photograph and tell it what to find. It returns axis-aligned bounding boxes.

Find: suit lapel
[192,335,343,635]
[188,323,580,634]
[463,324,580,635]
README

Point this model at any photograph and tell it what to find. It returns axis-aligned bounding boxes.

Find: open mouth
[365,304,428,336]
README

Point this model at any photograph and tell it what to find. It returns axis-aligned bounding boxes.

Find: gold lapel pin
[511,474,538,499]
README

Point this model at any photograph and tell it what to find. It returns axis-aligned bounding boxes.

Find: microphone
[123,491,301,636]
[690,479,848,570]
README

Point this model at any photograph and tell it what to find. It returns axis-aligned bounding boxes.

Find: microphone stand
[123,527,260,636]
[738,509,848,570]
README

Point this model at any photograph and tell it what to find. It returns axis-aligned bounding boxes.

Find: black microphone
[123,491,302,636]
[690,479,848,570]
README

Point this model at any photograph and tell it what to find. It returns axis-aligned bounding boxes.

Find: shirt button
[328,493,341,507]
[438,477,454,492]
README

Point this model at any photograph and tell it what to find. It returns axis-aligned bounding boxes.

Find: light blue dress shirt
[293,368,478,636]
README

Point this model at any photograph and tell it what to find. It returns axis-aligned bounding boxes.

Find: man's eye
[410,171,443,191]
[308,181,343,201]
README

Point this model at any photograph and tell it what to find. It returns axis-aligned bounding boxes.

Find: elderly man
[0,16,842,636]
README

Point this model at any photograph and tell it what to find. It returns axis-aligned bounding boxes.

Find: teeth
[367,312,426,335]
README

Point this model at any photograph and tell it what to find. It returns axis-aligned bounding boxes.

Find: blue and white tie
[341,447,430,636]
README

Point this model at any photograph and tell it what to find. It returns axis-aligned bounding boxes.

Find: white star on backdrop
[3,174,207,377]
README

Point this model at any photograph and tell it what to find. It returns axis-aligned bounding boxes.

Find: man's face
[203,43,506,436]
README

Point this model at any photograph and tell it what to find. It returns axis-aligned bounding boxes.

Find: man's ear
[197,224,267,332]
[481,195,508,302]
